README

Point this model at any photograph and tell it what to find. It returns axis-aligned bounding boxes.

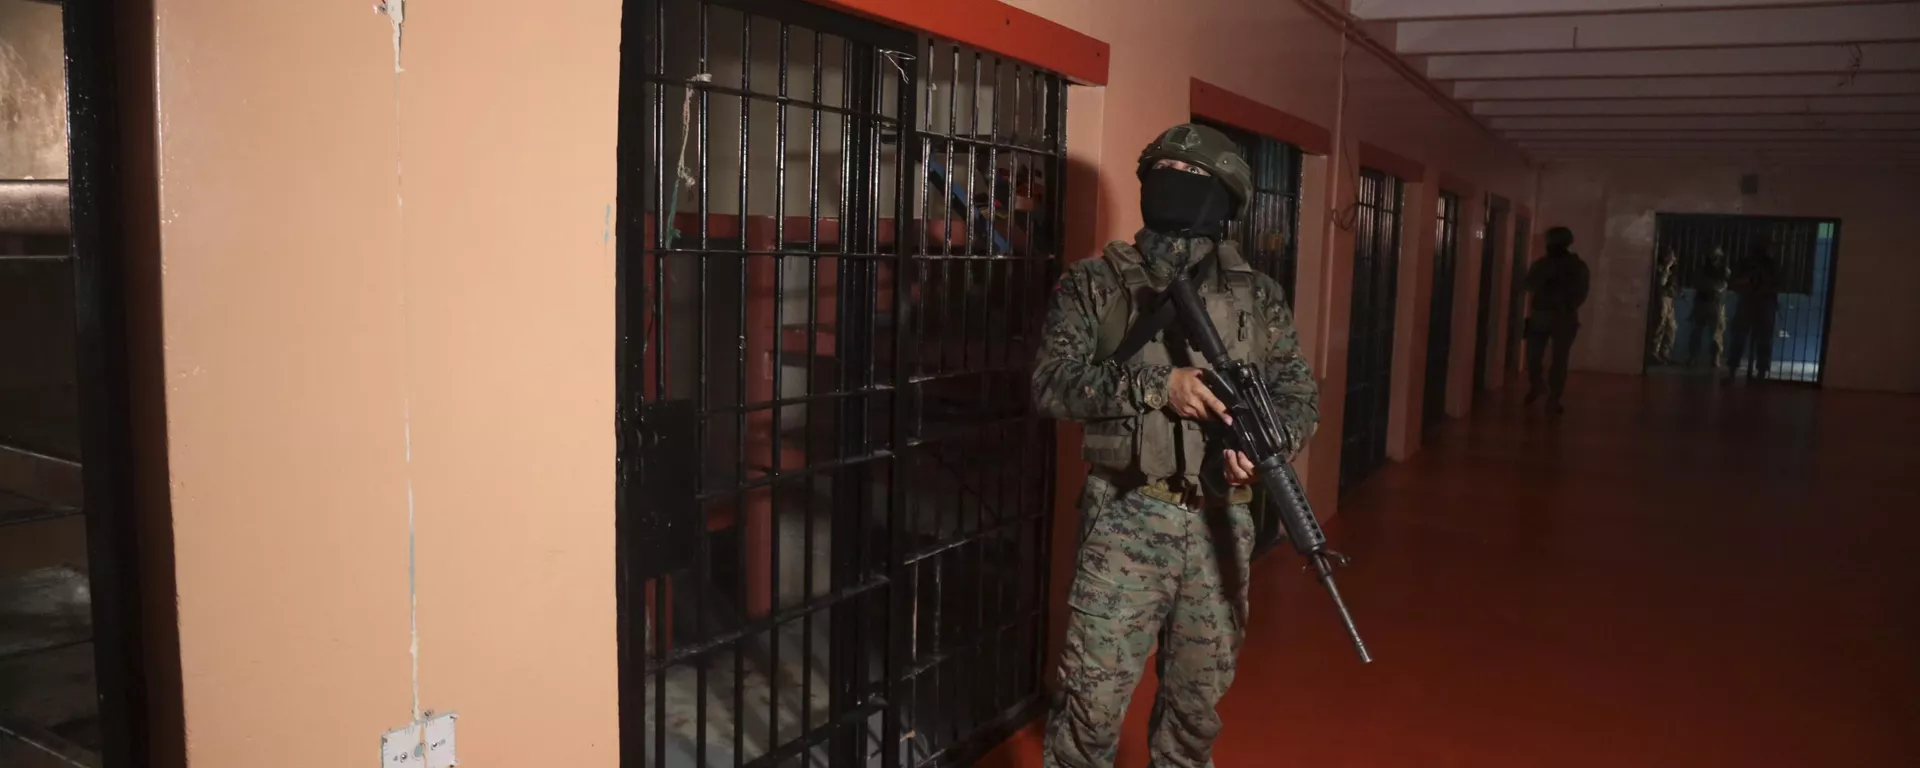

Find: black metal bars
[1472,197,1509,394]
[1197,121,1306,304]
[1340,168,1404,492]
[1646,214,1841,385]
[893,36,1061,768]
[614,1,1063,766]
[1423,191,1461,433]
[1503,212,1532,378]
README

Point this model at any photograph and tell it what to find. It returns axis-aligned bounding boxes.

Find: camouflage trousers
[1688,304,1725,367]
[1044,474,1255,768]
[1651,297,1677,360]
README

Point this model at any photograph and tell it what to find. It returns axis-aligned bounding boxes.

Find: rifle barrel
[1314,555,1373,664]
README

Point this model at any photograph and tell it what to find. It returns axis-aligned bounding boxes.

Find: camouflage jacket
[1030,231,1320,459]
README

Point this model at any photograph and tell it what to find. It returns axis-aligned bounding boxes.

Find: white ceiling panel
[1455,73,1920,101]
[1353,0,1883,22]
[1426,43,1920,81]
[1394,4,1920,55]
[1355,1,1919,159]
[1472,95,1920,116]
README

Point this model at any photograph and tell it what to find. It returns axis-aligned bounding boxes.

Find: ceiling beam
[1455,72,1920,99]
[1393,4,1920,54]
[1427,42,1920,81]
[1491,114,1920,130]
[1529,144,1920,160]
[1523,139,1920,148]
[1474,95,1920,115]
[1508,129,1920,141]
[1352,0,1887,22]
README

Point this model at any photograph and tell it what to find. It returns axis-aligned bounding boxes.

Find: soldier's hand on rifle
[1222,450,1256,487]
[1168,367,1232,424]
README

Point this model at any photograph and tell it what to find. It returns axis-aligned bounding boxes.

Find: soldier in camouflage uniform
[1650,249,1679,364]
[1031,124,1320,767]
[1687,247,1731,369]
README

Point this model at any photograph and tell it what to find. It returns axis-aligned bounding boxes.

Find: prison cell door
[1340,168,1404,492]
[1195,118,1304,554]
[1503,213,1532,378]
[1422,191,1462,434]
[1472,197,1507,393]
[1199,119,1306,304]
[614,1,1064,765]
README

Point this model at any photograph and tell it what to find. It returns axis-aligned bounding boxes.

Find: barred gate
[1646,214,1841,384]
[1340,168,1405,492]
[613,0,1065,765]
[1422,191,1461,433]
[1503,212,1532,378]
[1195,119,1304,554]
[1198,120,1306,304]
[1472,196,1508,394]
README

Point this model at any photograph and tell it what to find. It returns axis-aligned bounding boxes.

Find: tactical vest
[1081,239,1270,484]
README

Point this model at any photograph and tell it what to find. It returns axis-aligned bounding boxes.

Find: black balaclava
[1137,166,1233,281]
[1140,166,1232,239]
[1545,227,1574,255]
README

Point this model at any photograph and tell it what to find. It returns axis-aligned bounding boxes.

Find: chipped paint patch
[376,0,406,73]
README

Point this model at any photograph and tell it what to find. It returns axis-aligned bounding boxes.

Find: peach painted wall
[1536,159,1920,393]
[134,0,620,765]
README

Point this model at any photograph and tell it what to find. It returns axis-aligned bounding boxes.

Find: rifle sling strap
[1098,292,1177,366]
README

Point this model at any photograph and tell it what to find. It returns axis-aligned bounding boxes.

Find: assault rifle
[1165,274,1373,664]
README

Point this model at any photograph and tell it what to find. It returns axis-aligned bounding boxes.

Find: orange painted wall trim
[806,0,1110,85]
[1190,79,1334,156]
[1440,172,1478,198]
[1358,142,1425,183]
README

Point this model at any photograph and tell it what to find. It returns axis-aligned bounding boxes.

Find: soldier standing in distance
[1522,226,1591,414]
[1031,123,1319,767]
[1651,248,1680,365]
[1688,246,1732,370]
[1725,238,1782,383]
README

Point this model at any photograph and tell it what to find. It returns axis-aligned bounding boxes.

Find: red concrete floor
[983,373,1920,767]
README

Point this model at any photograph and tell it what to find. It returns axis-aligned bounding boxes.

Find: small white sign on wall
[381,723,423,766]
[425,712,459,768]
[382,712,457,767]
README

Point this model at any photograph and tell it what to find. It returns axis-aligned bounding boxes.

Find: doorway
[614,1,1063,765]
[1503,211,1532,379]
[1197,119,1305,305]
[1422,191,1462,434]
[1340,168,1405,492]
[1472,196,1508,393]
[1194,118,1303,555]
[3,0,148,765]
[1644,214,1841,385]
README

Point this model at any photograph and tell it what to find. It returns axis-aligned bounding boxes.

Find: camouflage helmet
[1137,123,1253,219]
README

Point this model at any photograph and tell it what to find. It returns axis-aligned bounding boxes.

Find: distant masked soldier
[1031,123,1319,767]
[1688,247,1732,369]
[1522,226,1590,414]
[1651,248,1680,364]
[1725,239,1782,382]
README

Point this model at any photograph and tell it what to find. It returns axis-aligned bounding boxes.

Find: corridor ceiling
[1349,0,1920,163]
